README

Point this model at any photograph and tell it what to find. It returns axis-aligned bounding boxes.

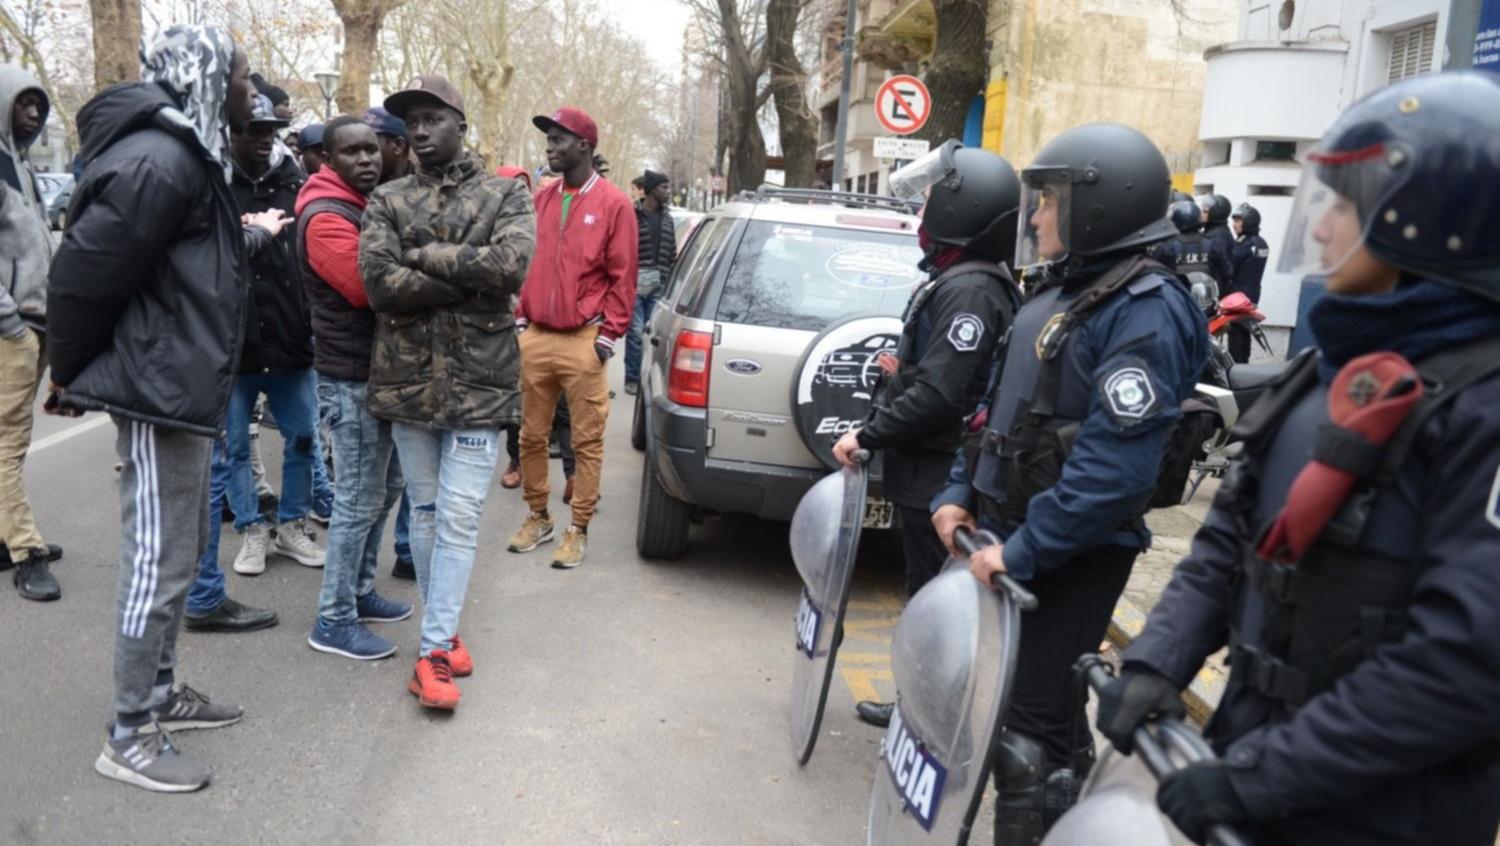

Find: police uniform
[1227,229,1270,363]
[936,258,1206,767]
[1151,229,1233,291]
[1201,221,1236,289]
[857,260,1018,595]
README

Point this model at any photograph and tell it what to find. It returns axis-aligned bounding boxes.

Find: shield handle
[953,526,1039,611]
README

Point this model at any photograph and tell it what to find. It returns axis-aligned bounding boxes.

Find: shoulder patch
[1126,274,1167,296]
[1098,359,1160,425]
[1487,463,1500,531]
[947,313,984,352]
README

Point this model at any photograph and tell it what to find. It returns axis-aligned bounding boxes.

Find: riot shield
[788,457,869,764]
[867,529,1034,845]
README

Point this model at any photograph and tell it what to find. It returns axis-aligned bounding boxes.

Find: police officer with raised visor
[929,123,1208,845]
[1096,71,1500,846]
[829,141,1023,728]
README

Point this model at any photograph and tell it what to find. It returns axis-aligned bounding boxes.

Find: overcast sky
[609,0,693,76]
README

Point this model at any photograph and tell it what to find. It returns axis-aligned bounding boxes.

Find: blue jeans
[314,377,404,624]
[227,370,318,531]
[623,294,656,385]
[394,491,411,561]
[390,423,500,655]
[186,437,231,616]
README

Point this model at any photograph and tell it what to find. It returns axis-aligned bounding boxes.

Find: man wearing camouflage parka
[358,73,535,711]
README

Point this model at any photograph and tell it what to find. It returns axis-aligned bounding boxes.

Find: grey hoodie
[0,63,54,335]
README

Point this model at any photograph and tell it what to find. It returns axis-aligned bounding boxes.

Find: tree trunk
[331,0,408,114]
[716,0,766,194]
[912,0,986,147]
[89,0,141,87]
[766,0,817,187]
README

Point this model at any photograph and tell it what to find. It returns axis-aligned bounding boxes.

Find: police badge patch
[947,314,983,352]
[1101,365,1158,424]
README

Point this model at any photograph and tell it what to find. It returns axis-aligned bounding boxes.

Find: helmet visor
[888,140,959,201]
[1015,167,1073,268]
[1278,143,1411,277]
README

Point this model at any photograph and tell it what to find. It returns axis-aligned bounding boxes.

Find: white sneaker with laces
[232,522,271,576]
[272,518,325,568]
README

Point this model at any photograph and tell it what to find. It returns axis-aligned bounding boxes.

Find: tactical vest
[887,259,1020,402]
[969,256,1207,525]
[1222,336,1500,713]
[1170,232,1212,278]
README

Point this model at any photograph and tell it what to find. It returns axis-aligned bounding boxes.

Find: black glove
[594,337,613,364]
[1157,760,1251,844]
[1094,667,1184,754]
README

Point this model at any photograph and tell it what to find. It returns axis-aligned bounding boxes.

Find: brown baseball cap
[384,74,466,121]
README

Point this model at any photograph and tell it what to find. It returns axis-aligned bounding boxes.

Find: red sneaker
[448,635,473,677]
[407,651,461,710]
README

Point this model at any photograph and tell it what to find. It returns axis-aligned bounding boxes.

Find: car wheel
[630,388,646,452]
[636,453,690,559]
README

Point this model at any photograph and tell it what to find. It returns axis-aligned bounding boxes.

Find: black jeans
[898,504,948,598]
[1003,543,1138,767]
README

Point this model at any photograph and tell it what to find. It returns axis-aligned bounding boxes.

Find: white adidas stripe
[121,422,162,639]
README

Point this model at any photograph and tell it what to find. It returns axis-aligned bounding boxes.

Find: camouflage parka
[358,151,536,429]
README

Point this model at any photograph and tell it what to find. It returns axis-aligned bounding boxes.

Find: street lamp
[314,71,340,120]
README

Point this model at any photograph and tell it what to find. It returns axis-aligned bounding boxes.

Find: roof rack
[732,185,918,214]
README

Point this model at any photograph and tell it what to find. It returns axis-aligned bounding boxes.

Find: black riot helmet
[1232,202,1261,234]
[1201,193,1232,226]
[890,140,1022,263]
[1015,123,1176,266]
[1169,200,1202,233]
[1170,189,1194,206]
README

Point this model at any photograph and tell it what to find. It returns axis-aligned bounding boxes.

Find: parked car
[634,187,925,558]
[35,173,73,230]
[669,208,704,252]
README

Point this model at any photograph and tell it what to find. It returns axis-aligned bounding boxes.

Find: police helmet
[1201,194,1231,226]
[892,140,1022,263]
[1016,123,1176,266]
[1231,202,1261,234]
[1169,201,1202,233]
[1169,189,1194,206]
[1280,71,1500,303]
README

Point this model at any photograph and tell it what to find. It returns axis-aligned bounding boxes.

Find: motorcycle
[1041,655,1252,846]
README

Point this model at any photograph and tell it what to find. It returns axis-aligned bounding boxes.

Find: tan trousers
[0,328,47,554]
[518,325,610,527]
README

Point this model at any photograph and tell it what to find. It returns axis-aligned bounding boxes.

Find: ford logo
[725,358,762,376]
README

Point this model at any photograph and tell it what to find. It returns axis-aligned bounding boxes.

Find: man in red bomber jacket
[510,106,637,569]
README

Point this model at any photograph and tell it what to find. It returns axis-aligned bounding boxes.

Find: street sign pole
[831,0,858,189]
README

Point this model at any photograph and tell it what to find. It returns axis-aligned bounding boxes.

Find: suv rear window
[715,221,924,332]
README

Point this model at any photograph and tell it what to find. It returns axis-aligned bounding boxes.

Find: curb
[1106,595,1226,725]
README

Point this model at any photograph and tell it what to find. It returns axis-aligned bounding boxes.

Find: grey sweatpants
[111,417,212,721]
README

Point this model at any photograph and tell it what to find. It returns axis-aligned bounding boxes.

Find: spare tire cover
[792,314,904,470]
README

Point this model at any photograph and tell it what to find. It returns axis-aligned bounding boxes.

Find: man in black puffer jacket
[624,169,675,394]
[223,94,326,578]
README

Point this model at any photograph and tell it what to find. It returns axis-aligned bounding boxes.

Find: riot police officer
[1200,193,1235,258]
[930,123,1208,844]
[1151,199,1233,300]
[1096,71,1500,846]
[1226,202,1270,362]
[831,141,1023,728]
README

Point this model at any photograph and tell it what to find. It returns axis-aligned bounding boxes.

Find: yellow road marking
[840,667,894,703]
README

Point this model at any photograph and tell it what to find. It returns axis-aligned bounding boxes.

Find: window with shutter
[1388,21,1438,83]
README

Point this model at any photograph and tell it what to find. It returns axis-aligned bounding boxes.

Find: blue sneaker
[308,618,396,661]
[356,591,413,623]
[310,491,334,527]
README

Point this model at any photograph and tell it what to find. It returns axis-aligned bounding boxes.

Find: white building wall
[1198,0,1450,333]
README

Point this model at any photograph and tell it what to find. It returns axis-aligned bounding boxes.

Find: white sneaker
[272,518,325,568]
[232,523,271,576]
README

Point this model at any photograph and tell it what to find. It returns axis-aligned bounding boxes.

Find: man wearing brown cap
[358,74,536,711]
[509,106,637,569]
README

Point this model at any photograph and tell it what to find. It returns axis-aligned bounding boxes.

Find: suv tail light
[667,329,713,408]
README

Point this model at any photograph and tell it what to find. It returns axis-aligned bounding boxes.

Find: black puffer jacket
[635,203,676,274]
[48,82,248,436]
[232,153,311,373]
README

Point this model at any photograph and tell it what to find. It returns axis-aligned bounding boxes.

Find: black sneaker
[391,555,416,581]
[95,723,209,792]
[147,684,243,732]
[14,551,60,601]
[184,597,279,633]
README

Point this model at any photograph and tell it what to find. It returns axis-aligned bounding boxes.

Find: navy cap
[298,123,325,149]
[362,107,407,138]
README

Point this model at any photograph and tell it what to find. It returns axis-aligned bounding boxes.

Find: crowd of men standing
[1,24,672,792]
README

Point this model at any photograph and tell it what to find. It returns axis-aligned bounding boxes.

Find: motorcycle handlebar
[953,526,1039,611]
[1075,654,1253,846]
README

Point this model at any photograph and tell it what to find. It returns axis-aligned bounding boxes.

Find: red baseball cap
[532,107,598,149]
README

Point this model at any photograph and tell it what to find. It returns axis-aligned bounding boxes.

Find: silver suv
[632,188,924,558]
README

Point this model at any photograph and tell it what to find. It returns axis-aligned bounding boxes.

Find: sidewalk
[1106,478,1228,723]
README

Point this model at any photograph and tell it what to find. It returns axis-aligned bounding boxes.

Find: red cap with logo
[532,107,598,149]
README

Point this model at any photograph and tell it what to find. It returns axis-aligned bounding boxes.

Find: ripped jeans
[226,369,318,531]
[389,423,501,656]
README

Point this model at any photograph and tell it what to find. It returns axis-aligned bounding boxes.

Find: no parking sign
[875,75,931,136]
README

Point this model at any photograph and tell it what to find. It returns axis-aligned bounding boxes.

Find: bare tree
[911,0,985,147]
[765,0,816,186]
[330,0,408,113]
[88,0,141,86]
[684,0,768,193]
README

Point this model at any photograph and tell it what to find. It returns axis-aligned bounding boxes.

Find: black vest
[297,198,376,382]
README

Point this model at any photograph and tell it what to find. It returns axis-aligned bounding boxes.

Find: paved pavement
[0,368,921,846]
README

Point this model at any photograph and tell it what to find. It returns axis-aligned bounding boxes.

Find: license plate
[795,587,821,658]
[864,497,894,529]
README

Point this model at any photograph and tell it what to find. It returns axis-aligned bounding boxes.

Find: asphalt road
[0,367,925,846]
